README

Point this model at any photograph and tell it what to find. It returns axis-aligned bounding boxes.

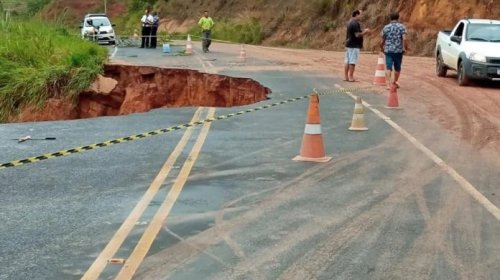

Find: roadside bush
[128,0,157,12]
[310,0,347,17]
[0,18,107,122]
[115,9,143,35]
[27,0,52,16]
[186,19,263,45]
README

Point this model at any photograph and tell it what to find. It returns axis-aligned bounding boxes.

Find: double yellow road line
[82,107,216,280]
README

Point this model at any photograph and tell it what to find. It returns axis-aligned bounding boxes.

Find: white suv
[80,14,116,45]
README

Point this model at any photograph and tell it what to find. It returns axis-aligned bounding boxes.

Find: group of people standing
[140,9,160,49]
[344,9,408,89]
[139,9,215,52]
[138,6,406,88]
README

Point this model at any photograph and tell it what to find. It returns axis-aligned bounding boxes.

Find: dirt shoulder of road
[242,46,500,163]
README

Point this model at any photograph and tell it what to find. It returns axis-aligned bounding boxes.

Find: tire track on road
[444,197,490,280]
[134,142,389,280]
[134,155,341,280]
[386,181,470,279]
[424,73,500,153]
[278,156,441,280]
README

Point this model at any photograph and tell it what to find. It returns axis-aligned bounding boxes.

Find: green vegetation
[113,0,158,35]
[112,0,263,45]
[27,0,52,16]
[114,9,143,35]
[0,17,107,121]
[212,19,263,44]
[0,0,51,17]
[187,19,264,45]
[128,0,157,11]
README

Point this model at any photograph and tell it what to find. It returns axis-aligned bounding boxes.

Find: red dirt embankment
[42,0,126,21]
[16,65,270,122]
[41,0,499,56]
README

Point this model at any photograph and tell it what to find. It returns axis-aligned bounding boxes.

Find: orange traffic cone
[238,44,246,62]
[349,97,368,131]
[293,94,332,163]
[185,34,193,55]
[386,83,401,109]
[373,54,386,86]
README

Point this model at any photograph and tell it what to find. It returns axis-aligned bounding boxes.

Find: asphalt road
[0,43,498,280]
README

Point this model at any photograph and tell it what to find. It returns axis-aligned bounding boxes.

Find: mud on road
[243,46,500,161]
[2,41,499,280]
[122,44,499,280]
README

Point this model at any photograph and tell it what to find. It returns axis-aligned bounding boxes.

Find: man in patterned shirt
[381,12,407,89]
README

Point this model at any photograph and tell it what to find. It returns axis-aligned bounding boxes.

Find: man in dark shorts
[381,11,407,89]
[344,9,371,82]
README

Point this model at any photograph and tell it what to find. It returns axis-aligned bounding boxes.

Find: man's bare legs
[386,70,401,89]
[386,70,392,88]
[350,64,356,81]
[393,71,401,86]
[348,64,356,81]
[344,64,357,81]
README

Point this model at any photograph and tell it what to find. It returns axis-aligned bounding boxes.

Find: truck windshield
[467,23,500,42]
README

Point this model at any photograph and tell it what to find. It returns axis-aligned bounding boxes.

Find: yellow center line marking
[333,84,500,221]
[115,107,217,280]
[81,108,204,280]
[194,50,217,74]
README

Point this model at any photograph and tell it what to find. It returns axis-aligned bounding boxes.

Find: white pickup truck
[435,19,500,86]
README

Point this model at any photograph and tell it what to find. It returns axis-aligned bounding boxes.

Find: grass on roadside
[186,19,264,45]
[0,18,108,122]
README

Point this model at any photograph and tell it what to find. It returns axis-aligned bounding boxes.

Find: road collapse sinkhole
[17,64,271,122]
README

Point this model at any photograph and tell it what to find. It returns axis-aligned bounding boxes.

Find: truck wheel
[436,53,447,77]
[457,61,469,86]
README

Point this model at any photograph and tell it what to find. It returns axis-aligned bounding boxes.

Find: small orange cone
[386,83,401,109]
[185,34,193,55]
[349,97,368,131]
[238,44,246,62]
[293,94,332,163]
[373,54,386,86]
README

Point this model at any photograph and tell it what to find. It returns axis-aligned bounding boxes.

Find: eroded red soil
[16,65,270,122]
